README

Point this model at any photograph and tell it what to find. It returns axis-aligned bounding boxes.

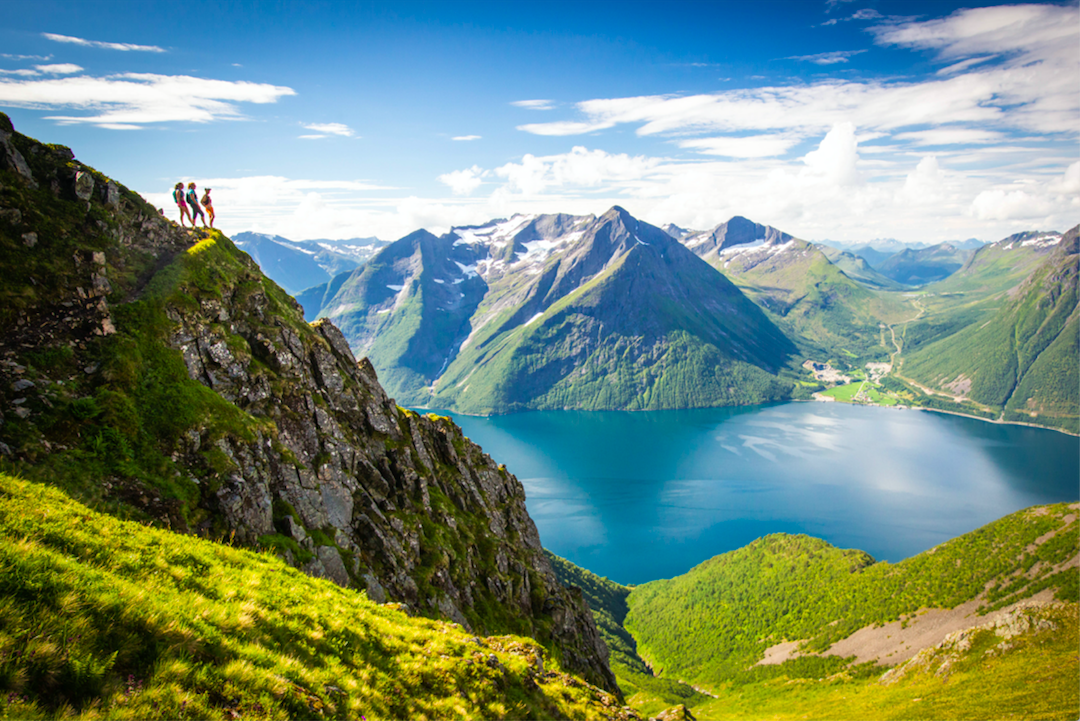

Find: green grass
[0,473,623,720]
[820,382,862,402]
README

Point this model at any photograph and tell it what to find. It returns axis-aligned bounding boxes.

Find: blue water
[430,403,1079,585]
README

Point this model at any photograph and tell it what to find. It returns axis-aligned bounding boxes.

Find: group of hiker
[173,182,215,229]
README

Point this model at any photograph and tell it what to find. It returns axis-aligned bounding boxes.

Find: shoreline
[414,399,1079,437]
[803,396,1079,438]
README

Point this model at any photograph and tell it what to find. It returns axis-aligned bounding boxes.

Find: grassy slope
[0,473,627,720]
[545,553,708,718]
[624,503,1078,689]
[690,602,1078,721]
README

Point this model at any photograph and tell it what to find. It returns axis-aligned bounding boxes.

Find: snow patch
[433,278,445,284]
[452,214,536,247]
[386,284,404,291]
[376,308,392,314]
[523,312,544,327]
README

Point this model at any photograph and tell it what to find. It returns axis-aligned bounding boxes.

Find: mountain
[232,231,386,295]
[899,227,1078,431]
[678,217,911,360]
[817,245,905,290]
[0,113,617,692]
[552,504,1078,718]
[875,241,974,285]
[301,208,798,414]
[0,472,633,719]
[679,215,794,263]
[849,244,896,268]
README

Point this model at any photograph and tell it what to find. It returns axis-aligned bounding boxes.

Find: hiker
[201,187,215,229]
[173,182,192,227]
[186,182,208,228]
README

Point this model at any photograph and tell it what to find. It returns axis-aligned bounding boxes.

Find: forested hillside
[900,226,1078,432]
[624,503,1078,688]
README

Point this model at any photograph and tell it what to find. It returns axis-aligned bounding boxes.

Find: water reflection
[429,403,1078,585]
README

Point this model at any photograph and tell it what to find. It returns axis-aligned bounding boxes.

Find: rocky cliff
[0,112,617,693]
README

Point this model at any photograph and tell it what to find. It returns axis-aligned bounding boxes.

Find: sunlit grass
[0,473,623,720]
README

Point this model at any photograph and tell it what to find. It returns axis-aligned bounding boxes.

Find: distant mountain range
[232,231,388,295]
[298,208,796,414]
[247,209,1075,429]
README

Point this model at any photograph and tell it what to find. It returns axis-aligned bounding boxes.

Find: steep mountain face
[233,231,385,295]
[875,241,973,285]
[900,227,1078,431]
[0,114,618,693]
[304,208,797,414]
[678,220,909,360]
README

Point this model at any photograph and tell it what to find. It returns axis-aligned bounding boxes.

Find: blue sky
[1,0,1077,243]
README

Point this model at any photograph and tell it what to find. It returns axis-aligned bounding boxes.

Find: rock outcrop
[0,112,617,694]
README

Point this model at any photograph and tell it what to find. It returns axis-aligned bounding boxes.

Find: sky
[1,0,1077,244]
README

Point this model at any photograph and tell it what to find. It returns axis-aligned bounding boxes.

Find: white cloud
[511,99,555,110]
[801,122,861,186]
[35,64,82,75]
[452,135,481,141]
[893,128,1005,146]
[0,73,295,127]
[301,122,354,137]
[0,69,40,77]
[493,146,660,196]
[678,134,800,158]
[439,166,485,195]
[786,50,867,65]
[42,32,165,53]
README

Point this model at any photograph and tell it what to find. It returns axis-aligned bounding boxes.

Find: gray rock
[21,232,36,248]
[0,208,21,225]
[74,170,95,201]
[10,379,34,392]
[317,546,350,587]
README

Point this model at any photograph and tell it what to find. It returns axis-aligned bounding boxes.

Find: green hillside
[875,242,972,286]
[900,227,1078,432]
[624,503,1078,689]
[714,240,911,362]
[546,552,708,718]
[816,246,905,291]
[689,601,1079,720]
[0,473,628,720]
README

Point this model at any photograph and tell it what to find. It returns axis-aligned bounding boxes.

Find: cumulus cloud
[42,32,165,53]
[439,166,486,195]
[511,99,555,110]
[0,73,296,128]
[802,122,861,186]
[493,146,660,196]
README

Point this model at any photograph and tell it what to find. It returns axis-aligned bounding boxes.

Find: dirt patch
[758,589,1061,668]
[757,640,802,666]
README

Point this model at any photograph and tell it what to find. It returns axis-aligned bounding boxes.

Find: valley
[0,110,1076,721]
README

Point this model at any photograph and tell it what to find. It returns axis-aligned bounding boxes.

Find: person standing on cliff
[186,182,208,229]
[173,182,192,227]
[201,187,215,229]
